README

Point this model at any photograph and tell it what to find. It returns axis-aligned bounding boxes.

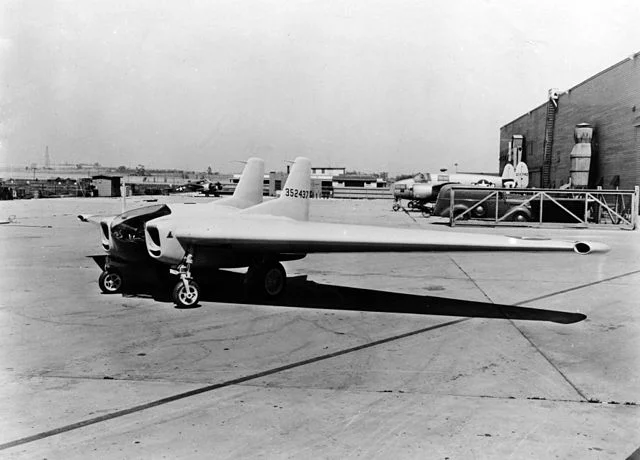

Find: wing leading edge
[174,217,609,255]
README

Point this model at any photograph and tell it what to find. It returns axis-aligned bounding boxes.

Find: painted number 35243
[284,188,311,199]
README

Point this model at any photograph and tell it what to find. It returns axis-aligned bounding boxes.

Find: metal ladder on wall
[541,89,559,188]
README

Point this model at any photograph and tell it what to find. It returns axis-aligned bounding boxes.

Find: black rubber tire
[244,261,287,299]
[172,280,200,307]
[98,270,123,294]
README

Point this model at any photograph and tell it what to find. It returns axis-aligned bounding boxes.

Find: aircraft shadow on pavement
[126,270,586,325]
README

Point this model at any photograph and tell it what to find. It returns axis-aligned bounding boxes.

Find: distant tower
[44,146,51,169]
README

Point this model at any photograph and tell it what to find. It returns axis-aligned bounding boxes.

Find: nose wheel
[98,270,123,294]
[170,252,201,308]
[172,279,200,308]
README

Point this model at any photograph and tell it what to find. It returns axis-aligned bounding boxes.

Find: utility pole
[121,180,127,213]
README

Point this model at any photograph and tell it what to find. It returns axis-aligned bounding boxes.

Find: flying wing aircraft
[143,157,609,308]
[81,157,265,294]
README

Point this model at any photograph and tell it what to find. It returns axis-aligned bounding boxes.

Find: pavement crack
[8,311,110,328]
[445,259,640,403]
[510,268,640,403]
[515,267,640,305]
[448,255,494,303]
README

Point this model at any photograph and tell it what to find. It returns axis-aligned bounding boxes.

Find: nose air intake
[100,221,111,251]
[147,225,161,247]
[145,224,162,257]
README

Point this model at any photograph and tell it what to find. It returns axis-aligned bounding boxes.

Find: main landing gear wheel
[244,261,287,299]
[172,280,200,308]
[98,270,123,294]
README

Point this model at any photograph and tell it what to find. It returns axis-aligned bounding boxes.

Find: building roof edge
[500,50,640,130]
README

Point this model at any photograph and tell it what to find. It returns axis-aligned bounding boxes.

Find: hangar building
[500,52,640,190]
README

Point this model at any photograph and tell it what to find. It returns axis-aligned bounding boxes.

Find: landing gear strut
[170,253,200,307]
[244,260,287,300]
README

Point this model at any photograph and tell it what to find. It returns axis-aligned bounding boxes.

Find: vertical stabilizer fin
[215,157,265,209]
[232,157,265,204]
[241,157,311,221]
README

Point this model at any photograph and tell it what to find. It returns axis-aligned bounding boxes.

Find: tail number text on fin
[284,188,312,199]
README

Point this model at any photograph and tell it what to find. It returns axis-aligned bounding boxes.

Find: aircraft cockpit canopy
[111,204,172,244]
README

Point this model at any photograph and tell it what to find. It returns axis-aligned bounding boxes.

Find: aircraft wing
[174,217,609,255]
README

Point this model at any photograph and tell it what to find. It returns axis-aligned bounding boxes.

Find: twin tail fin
[215,157,265,209]
[241,157,311,221]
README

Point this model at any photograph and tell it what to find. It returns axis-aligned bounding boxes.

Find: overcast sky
[1,0,638,175]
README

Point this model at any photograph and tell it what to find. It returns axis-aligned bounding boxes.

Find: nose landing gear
[170,253,201,308]
[172,279,200,308]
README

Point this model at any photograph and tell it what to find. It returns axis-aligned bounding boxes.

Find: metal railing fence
[447,186,638,230]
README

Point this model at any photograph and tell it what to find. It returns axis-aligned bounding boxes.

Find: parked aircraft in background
[392,170,506,214]
[142,157,608,308]
[171,179,223,196]
[79,158,265,294]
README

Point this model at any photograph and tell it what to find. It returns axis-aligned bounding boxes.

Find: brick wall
[500,54,640,190]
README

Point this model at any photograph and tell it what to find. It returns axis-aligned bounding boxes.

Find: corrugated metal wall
[500,54,640,189]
